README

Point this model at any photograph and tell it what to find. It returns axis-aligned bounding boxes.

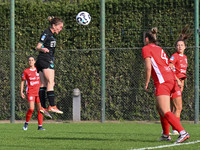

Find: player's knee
[28,109,34,113]
[176,106,182,113]
[47,80,54,87]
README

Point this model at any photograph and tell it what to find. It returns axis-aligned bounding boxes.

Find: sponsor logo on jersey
[180,64,187,68]
[180,69,186,73]
[170,56,174,61]
[29,77,36,80]
[41,34,46,41]
[30,81,40,86]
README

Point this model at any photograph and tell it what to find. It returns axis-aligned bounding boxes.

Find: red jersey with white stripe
[142,43,175,85]
[169,52,187,80]
[22,67,40,96]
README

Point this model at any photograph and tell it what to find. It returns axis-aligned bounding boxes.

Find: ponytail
[144,27,158,44]
[175,24,192,46]
[47,16,63,26]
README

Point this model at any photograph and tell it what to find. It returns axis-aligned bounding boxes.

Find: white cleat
[22,123,28,131]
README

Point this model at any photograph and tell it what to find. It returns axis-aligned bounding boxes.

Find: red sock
[159,112,170,135]
[172,117,180,130]
[38,111,43,126]
[164,112,184,132]
[26,109,34,123]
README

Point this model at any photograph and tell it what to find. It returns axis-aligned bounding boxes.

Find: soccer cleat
[38,126,46,130]
[48,106,63,114]
[174,132,190,144]
[40,107,52,119]
[22,122,28,131]
[171,130,179,135]
[158,135,172,141]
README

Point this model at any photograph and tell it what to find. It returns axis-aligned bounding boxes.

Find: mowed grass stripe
[0,122,199,150]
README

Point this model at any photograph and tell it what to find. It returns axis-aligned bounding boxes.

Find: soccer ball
[76,11,91,25]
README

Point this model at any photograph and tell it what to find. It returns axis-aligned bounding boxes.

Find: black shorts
[35,59,55,73]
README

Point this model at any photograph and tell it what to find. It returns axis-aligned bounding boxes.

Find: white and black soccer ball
[76,11,91,25]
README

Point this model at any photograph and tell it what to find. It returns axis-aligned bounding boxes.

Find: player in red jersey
[169,25,192,135]
[21,56,46,130]
[142,27,190,143]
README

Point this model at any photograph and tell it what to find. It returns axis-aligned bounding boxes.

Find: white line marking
[129,140,200,150]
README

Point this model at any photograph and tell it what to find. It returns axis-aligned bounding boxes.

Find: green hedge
[0,0,196,120]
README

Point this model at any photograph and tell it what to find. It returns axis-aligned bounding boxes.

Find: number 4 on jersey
[161,49,168,64]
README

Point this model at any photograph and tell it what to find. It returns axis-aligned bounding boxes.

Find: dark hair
[28,56,35,60]
[144,27,158,44]
[48,16,63,26]
[175,24,192,47]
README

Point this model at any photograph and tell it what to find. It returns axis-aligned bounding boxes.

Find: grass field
[0,122,199,150]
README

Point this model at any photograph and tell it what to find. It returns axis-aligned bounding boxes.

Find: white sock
[180,130,186,135]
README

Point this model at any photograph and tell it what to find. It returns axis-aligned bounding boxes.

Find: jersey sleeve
[185,55,188,64]
[142,46,151,59]
[39,32,48,44]
[22,70,27,80]
[169,53,177,64]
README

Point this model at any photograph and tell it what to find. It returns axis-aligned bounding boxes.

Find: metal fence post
[73,88,81,122]
[100,0,106,123]
[194,0,199,124]
[10,0,15,123]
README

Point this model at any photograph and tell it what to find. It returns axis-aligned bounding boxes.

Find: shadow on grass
[30,136,158,143]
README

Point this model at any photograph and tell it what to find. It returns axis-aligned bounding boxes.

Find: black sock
[39,87,47,108]
[47,91,55,106]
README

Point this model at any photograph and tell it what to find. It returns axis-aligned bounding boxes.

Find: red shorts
[155,80,181,98]
[27,94,40,103]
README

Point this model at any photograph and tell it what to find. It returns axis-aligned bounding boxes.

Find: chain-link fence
[0,0,198,121]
